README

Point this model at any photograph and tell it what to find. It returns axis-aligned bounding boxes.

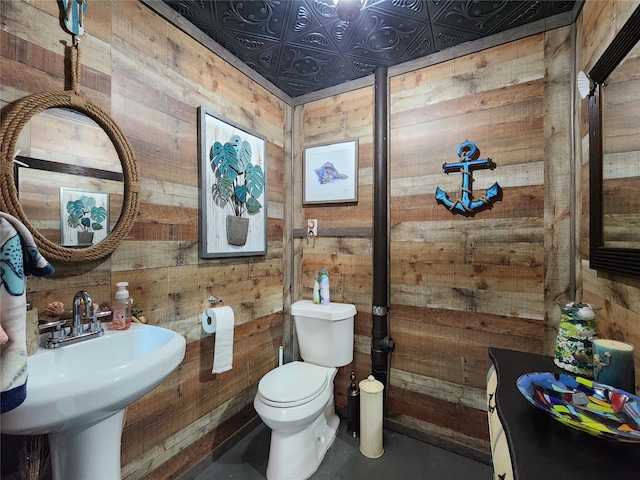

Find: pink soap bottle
[111,281,132,330]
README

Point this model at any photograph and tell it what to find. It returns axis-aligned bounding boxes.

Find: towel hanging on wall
[1,212,54,413]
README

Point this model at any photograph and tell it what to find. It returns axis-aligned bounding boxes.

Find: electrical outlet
[307,219,318,237]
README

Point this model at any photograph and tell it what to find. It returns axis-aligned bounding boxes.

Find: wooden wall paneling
[298,86,374,425]
[9,0,640,475]
[542,25,574,355]
[122,389,258,479]
[576,0,640,412]
[381,28,555,454]
[291,105,305,363]
[309,30,554,455]
[0,34,111,110]
[281,100,295,362]
[580,0,640,73]
[389,386,490,446]
[2,1,287,478]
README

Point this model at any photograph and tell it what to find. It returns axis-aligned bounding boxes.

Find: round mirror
[1,90,139,263]
[16,108,124,248]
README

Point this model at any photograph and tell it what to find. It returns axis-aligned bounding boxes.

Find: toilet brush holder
[347,371,359,437]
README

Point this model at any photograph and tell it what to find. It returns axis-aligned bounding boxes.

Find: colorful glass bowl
[516,372,640,442]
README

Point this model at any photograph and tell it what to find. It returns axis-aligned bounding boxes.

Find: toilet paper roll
[201,306,235,374]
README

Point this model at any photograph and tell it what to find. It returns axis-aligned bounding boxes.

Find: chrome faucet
[72,290,93,335]
[39,290,109,348]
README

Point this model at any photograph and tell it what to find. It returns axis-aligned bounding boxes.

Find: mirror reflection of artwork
[60,188,109,247]
[15,108,124,247]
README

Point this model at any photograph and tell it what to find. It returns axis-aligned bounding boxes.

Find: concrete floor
[188,421,493,480]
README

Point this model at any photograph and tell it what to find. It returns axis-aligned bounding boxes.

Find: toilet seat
[258,362,328,407]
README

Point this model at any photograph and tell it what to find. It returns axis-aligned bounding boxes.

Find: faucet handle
[89,311,111,333]
[39,319,67,331]
[39,319,68,340]
[92,311,112,321]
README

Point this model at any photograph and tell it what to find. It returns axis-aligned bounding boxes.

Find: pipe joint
[372,305,388,316]
[376,335,395,353]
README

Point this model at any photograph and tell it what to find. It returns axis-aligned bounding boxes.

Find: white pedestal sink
[1,322,186,480]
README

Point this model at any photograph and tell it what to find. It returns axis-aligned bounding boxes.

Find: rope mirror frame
[0,89,140,263]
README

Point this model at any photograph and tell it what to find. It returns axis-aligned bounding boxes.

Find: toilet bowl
[254,362,338,479]
[254,300,356,480]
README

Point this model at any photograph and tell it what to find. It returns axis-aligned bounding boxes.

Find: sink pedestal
[49,409,125,480]
[0,324,186,479]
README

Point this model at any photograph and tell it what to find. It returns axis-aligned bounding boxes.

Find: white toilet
[254,300,356,480]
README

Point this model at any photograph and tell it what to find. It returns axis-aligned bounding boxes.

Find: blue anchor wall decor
[61,0,88,36]
[435,141,502,216]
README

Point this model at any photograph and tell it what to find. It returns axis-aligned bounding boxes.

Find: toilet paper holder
[208,295,222,305]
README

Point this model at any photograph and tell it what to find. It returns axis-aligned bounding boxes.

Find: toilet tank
[291,300,356,367]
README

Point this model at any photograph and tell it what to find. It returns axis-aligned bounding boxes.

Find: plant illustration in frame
[198,106,267,258]
[60,188,109,246]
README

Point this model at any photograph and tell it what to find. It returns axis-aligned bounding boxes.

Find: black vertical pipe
[372,66,394,416]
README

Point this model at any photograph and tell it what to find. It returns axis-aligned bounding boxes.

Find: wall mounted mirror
[15,108,124,247]
[589,5,640,278]
[1,90,140,263]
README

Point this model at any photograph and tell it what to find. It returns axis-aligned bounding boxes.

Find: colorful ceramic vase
[554,302,601,377]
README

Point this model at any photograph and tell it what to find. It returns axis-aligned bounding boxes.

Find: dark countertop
[488,347,640,480]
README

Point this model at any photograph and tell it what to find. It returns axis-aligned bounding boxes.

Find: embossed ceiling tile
[383,0,437,61]
[161,0,577,97]
[391,31,437,64]
[491,2,547,33]
[165,0,219,41]
[339,8,433,64]
[211,0,292,41]
[276,43,340,83]
[214,30,281,77]
[545,1,577,15]
[428,0,517,36]
[429,23,483,51]
[165,0,210,21]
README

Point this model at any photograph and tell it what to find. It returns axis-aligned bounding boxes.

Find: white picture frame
[303,139,358,205]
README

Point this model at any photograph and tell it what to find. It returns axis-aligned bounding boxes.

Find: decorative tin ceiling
[162,0,576,98]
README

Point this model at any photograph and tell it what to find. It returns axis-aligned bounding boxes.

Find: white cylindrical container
[359,375,384,458]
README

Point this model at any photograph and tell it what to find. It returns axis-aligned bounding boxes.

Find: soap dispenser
[319,268,330,305]
[313,272,321,304]
[111,281,132,330]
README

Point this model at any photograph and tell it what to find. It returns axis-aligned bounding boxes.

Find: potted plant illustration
[209,134,265,246]
[66,195,107,245]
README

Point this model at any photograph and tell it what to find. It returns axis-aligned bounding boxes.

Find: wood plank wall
[578,0,640,395]
[3,0,639,477]
[298,30,574,454]
[1,1,287,478]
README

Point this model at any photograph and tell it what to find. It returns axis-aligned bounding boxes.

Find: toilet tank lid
[291,300,356,321]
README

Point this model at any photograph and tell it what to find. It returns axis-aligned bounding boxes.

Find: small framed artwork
[198,106,268,258]
[303,139,358,205]
[60,188,110,247]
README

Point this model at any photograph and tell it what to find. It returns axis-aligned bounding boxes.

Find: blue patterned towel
[1,212,54,413]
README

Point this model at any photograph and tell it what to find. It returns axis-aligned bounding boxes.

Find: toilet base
[265,398,339,480]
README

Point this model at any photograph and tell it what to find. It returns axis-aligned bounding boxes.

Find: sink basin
[1,322,186,479]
